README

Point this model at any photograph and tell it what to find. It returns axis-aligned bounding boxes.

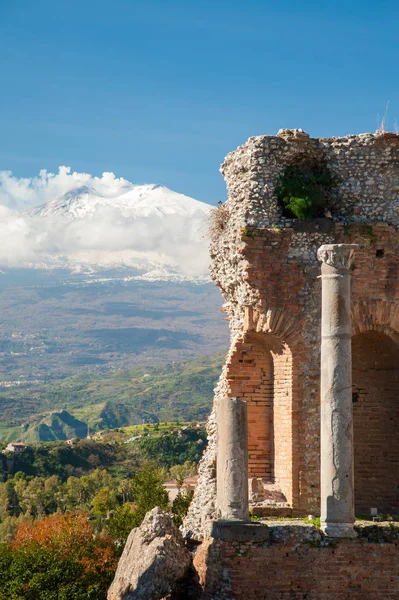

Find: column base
[321,521,357,538]
[211,520,269,542]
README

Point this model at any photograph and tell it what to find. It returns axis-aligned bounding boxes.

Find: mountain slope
[0,353,225,442]
[28,184,210,220]
[2,182,213,278]
[24,183,212,277]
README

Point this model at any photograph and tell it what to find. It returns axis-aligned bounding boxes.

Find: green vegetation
[0,461,195,545]
[343,222,377,245]
[0,422,206,480]
[0,353,223,442]
[128,424,207,469]
[0,463,189,597]
[0,513,118,600]
[0,421,205,596]
[304,515,321,528]
[276,164,339,219]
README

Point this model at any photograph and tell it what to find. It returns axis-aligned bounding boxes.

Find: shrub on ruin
[276,165,339,220]
[208,203,229,241]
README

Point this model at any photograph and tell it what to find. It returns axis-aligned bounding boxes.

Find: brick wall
[226,337,274,479]
[352,331,399,514]
[273,347,294,504]
[225,334,294,502]
[232,223,399,515]
[194,527,399,600]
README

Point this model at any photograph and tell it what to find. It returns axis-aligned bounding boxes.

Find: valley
[0,269,228,380]
[0,351,224,442]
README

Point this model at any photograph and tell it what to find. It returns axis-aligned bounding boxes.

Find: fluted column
[216,397,249,521]
[317,244,358,538]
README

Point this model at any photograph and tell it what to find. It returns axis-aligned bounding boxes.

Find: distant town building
[65,438,78,446]
[4,442,29,454]
[163,475,198,502]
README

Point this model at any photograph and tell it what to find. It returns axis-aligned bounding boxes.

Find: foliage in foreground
[0,422,199,596]
[0,461,194,598]
[0,513,118,600]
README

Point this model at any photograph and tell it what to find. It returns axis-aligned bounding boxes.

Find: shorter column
[216,397,249,521]
[317,243,358,538]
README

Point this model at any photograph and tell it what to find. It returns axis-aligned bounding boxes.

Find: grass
[304,516,321,528]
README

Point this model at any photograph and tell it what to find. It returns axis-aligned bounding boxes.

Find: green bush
[129,464,169,526]
[276,165,338,220]
[171,489,194,527]
[106,504,137,548]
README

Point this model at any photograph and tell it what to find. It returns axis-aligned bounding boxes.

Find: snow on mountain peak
[28,183,210,222]
[1,173,213,279]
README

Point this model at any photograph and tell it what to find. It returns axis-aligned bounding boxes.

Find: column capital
[317,244,358,271]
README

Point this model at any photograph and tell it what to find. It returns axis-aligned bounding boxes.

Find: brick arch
[244,306,301,343]
[351,299,399,341]
[351,300,399,514]
[226,310,297,505]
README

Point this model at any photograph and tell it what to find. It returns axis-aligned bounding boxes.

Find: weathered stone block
[108,507,191,600]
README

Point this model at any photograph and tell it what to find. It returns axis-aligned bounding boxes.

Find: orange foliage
[11,512,118,577]
[12,513,92,552]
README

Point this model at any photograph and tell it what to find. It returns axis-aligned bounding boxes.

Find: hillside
[0,353,224,442]
[0,422,207,481]
[0,272,227,379]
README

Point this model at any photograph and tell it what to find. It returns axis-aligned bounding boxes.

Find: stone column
[216,397,249,521]
[317,244,358,538]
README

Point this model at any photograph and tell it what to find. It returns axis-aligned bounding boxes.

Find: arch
[352,330,399,514]
[352,300,399,342]
[226,335,274,481]
[226,315,296,505]
[244,305,301,343]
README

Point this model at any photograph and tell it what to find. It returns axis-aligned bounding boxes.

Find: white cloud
[0,167,132,210]
[0,167,211,276]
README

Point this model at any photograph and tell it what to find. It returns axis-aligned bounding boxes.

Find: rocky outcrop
[107,507,192,600]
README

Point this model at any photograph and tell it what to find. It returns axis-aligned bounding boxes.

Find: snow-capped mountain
[28,184,210,220]
[2,183,213,280]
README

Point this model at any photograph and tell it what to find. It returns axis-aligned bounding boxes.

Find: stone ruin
[184,128,399,540]
[110,129,399,599]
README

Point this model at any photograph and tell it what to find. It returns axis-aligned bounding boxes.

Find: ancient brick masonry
[183,129,399,539]
[193,524,399,600]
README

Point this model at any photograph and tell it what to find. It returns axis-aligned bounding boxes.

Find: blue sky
[1,0,398,204]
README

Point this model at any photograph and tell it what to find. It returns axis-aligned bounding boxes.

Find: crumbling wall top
[220,129,399,228]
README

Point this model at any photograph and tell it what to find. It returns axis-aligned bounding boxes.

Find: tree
[106,504,137,548]
[19,478,46,517]
[0,517,20,544]
[171,489,194,526]
[0,513,118,600]
[130,463,169,526]
[0,482,19,519]
[169,461,197,490]
[91,487,117,518]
